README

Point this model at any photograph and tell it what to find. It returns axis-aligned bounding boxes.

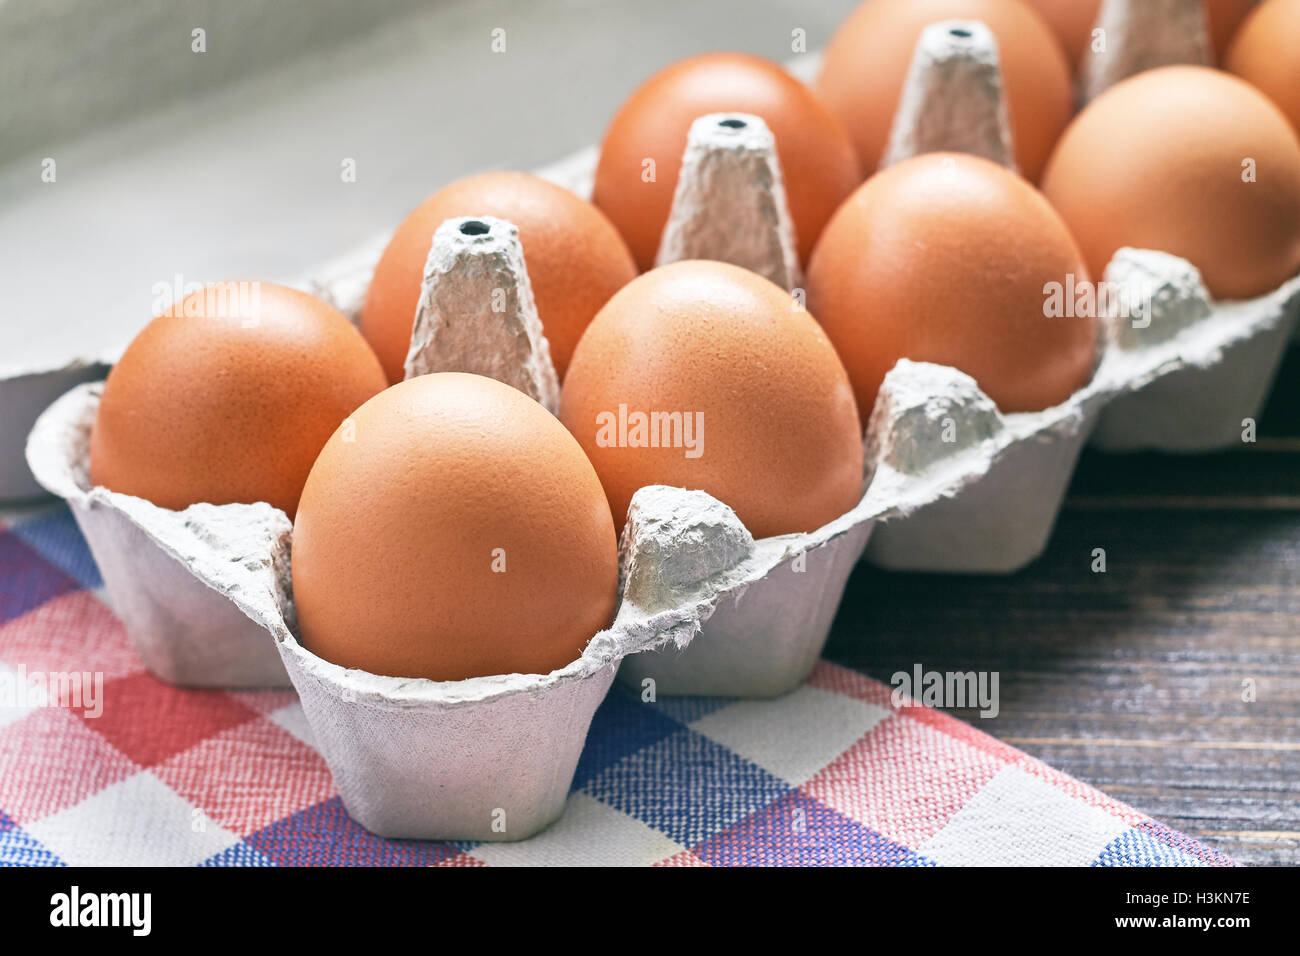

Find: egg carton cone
[654,113,802,290]
[24,383,293,689]
[614,488,874,699]
[404,216,560,412]
[1079,0,1211,104]
[880,20,1017,174]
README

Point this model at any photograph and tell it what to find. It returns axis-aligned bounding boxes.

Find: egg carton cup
[1091,254,1300,452]
[1080,0,1210,104]
[25,382,294,689]
[24,383,690,839]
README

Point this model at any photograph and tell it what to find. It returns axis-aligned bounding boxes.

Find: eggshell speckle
[1042,65,1300,301]
[292,373,619,683]
[592,52,861,271]
[1226,0,1300,136]
[90,282,386,518]
[362,171,637,383]
[559,260,863,539]
[817,0,1074,182]
[806,153,1097,416]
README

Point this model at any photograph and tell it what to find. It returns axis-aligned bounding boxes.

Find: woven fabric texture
[0,505,1233,867]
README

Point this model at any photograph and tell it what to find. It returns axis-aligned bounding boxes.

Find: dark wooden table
[826,344,1300,867]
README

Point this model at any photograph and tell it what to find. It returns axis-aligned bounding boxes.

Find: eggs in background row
[807,152,1097,417]
[362,170,636,383]
[1226,0,1300,136]
[1042,65,1300,302]
[593,52,861,270]
[817,0,1074,182]
[1027,0,1260,68]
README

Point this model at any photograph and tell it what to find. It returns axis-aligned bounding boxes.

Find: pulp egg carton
[23,8,1300,841]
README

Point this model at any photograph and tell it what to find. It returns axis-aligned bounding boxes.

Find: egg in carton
[19,219,647,838]
[22,7,1300,840]
[299,15,1297,697]
[3,0,1290,506]
[22,208,884,838]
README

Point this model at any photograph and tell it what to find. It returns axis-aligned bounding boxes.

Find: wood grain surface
[826,345,1300,867]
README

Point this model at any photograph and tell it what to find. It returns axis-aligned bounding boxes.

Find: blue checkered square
[583,727,794,847]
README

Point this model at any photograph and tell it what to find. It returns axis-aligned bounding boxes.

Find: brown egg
[1030,0,1257,67]
[559,260,863,538]
[1042,66,1300,301]
[1023,0,1099,68]
[361,171,636,383]
[90,282,386,518]
[292,373,619,682]
[592,52,861,271]
[817,0,1073,182]
[1227,0,1300,135]
[806,153,1097,416]
[1207,0,1259,59]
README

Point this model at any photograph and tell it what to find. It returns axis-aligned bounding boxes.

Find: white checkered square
[470,793,685,867]
[689,685,890,784]
[918,764,1131,866]
[26,771,241,866]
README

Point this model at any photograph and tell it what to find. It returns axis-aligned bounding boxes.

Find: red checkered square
[83,672,260,768]
[0,706,139,825]
[896,696,1026,765]
[807,660,895,709]
[435,851,486,867]
[152,715,334,837]
[654,849,709,867]
[0,592,141,682]
[804,710,1008,850]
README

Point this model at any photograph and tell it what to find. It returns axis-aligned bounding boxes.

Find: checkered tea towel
[0,504,1233,866]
